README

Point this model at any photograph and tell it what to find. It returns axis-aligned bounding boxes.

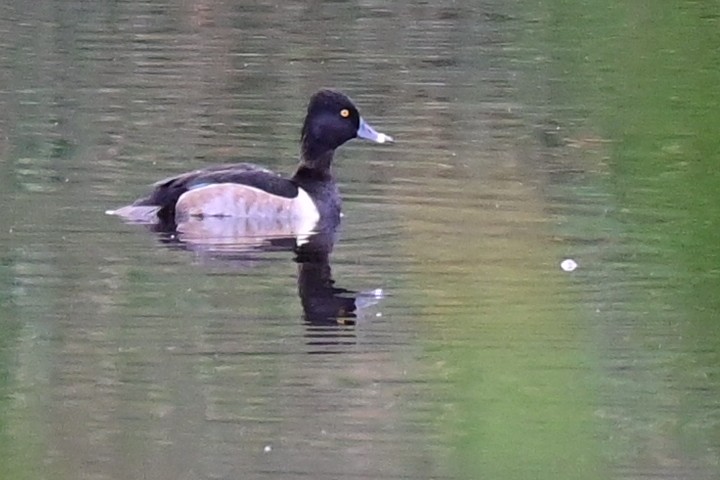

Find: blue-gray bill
[357,118,393,144]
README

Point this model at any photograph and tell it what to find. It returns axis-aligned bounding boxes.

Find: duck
[108,89,393,230]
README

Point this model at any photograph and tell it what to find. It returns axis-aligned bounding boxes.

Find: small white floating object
[560,258,578,272]
[263,445,272,453]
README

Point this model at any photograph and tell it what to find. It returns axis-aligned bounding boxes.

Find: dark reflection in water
[295,229,358,326]
[148,216,383,331]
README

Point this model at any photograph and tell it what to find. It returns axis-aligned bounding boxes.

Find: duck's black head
[299,90,392,171]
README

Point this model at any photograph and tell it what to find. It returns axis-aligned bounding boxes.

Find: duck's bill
[357,118,393,144]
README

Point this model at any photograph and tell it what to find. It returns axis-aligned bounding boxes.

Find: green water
[409,1,720,478]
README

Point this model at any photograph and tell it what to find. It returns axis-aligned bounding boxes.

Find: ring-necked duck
[108,89,392,228]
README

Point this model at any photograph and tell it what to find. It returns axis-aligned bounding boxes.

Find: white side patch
[175,188,320,250]
[292,188,319,246]
[176,183,319,220]
[293,187,321,224]
[175,183,320,241]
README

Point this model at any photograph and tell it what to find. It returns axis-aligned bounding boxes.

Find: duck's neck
[294,141,335,181]
[292,141,342,220]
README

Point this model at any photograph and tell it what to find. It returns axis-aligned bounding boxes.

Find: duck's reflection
[296,228,368,326]
[148,217,383,327]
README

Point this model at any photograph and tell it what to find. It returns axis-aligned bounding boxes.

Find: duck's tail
[105,202,161,224]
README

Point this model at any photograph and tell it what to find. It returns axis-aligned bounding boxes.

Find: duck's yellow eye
[340,108,350,118]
